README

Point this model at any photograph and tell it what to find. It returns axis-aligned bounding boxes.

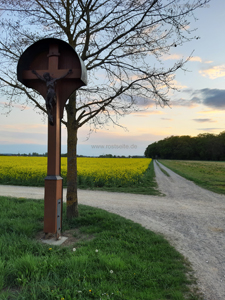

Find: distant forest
[144,131,225,161]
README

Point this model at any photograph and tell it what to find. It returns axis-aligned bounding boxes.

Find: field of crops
[0,156,152,189]
[159,159,225,195]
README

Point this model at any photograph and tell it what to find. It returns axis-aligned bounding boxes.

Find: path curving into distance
[0,160,225,300]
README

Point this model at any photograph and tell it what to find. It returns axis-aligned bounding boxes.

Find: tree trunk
[66,93,79,218]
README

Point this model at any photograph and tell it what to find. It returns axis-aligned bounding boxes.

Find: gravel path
[0,160,225,299]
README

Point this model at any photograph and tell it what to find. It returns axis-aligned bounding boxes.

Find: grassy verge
[155,161,170,177]
[81,160,161,195]
[0,196,201,300]
[159,159,225,195]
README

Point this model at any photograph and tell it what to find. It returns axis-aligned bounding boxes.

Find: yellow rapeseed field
[74,157,152,187]
[0,156,152,187]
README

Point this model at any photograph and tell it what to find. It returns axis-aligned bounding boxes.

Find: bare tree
[0,0,210,218]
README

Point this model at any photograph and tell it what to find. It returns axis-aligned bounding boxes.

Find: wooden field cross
[17,38,87,239]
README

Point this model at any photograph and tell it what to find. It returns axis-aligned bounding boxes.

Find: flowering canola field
[0,156,152,187]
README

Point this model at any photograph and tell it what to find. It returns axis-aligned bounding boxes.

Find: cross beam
[23,69,80,80]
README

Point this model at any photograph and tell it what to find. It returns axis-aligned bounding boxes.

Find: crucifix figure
[32,69,72,125]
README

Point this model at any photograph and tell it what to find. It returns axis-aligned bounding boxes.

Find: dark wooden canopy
[17,38,87,118]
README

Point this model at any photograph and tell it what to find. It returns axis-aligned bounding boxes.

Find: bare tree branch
[0,0,210,217]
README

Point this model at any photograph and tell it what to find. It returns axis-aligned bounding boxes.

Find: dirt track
[0,160,225,299]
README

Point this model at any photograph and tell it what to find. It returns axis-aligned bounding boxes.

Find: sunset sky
[0,0,225,156]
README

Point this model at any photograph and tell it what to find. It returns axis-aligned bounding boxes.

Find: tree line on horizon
[144,131,225,161]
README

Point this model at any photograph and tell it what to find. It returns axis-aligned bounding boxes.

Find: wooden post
[44,87,63,238]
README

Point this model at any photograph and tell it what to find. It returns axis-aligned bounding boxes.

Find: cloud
[170,80,187,89]
[197,128,223,132]
[181,88,225,110]
[161,54,204,64]
[161,118,173,121]
[198,110,224,114]
[161,53,183,61]
[132,110,164,117]
[193,118,216,123]
[170,97,201,108]
[128,95,170,109]
[125,83,187,110]
[189,56,202,62]
[199,64,225,79]
[182,25,190,31]
[199,89,225,109]
[133,95,156,107]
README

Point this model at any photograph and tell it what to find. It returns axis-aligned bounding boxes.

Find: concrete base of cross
[41,236,68,246]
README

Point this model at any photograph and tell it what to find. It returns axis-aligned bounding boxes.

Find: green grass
[0,196,202,300]
[155,161,170,177]
[159,159,225,195]
[84,160,161,195]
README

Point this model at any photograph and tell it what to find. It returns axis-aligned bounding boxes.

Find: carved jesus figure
[32,69,72,125]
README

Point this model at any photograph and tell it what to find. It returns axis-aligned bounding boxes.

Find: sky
[0,0,225,157]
